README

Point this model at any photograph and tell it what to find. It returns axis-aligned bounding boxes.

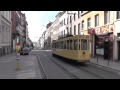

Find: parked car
[20,47,30,55]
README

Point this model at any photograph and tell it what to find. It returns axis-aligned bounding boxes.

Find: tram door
[81,39,88,59]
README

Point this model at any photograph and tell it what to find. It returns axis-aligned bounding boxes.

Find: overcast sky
[22,11,61,42]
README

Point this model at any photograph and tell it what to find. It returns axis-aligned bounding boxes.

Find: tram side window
[70,40,73,50]
[64,41,66,49]
[87,39,89,50]
[67,40,69,50]
[79,40,80,50]
[55,43,57,48]
[81,39,87,50]
[62,41,64,49]
[58,42,60,49]
[61,42,62,49]
[52,43,54,48]
[56,42,58,49]
[74,40,77,50]
[60,42,62,49]
[55,43,57,49]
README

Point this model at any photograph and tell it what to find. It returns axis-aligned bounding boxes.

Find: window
[95,14,99,27]
[82,20,84,30]
[81,11,84,14]
[87,17,91,28]
[78,23,80,34]
[67,40,69,49]
[64,30,65,37]
[74,40,78,50]
[104,11,110,24]
[70,27,72,35]
[70,16,72,23]
[79,40,81,50]
[81,39,87,50]
[60,20,63,27]
[70,40,73,50]
[61,31,63,37]
[78,11,80,18]
[67,18,68,24]
[64,41,67,49]
[117,33,120,37]
[67,28,69,35]
[117,11,120,19]
[61,41,63,49]
[74,13,76,21]
[74,25,76,35]
[64,19,65,25]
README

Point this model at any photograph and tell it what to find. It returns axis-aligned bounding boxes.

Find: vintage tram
[52,35,90,63]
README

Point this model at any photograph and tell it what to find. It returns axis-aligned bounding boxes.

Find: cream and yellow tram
[52,35,90,62]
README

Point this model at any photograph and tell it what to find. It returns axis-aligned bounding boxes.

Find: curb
[90,61,120,72]
[0,52,16,59]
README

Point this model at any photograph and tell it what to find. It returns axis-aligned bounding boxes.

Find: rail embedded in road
[36,54,49,79]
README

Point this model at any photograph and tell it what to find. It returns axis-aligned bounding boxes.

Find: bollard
[97,55,98,63]
[15,52,21,70]
[108,57,109,66]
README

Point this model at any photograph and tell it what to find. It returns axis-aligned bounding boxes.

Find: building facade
[113,11,120,61]
[0,11,12,56]
[80,11,114,60]
[52,12,61,41]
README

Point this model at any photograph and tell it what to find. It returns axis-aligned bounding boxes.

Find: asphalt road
[31,50,120,79]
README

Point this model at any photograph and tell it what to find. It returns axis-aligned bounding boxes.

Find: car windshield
[22,47,29,51]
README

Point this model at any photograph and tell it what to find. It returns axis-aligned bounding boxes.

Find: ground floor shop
[0,45,11,57]
[88,24,114,60]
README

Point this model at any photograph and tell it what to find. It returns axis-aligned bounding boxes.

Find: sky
[21,11,61,42]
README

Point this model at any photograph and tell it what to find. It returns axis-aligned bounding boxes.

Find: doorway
[118,41,120,60]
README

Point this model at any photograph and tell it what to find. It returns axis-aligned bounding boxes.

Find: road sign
[16,43,21,51]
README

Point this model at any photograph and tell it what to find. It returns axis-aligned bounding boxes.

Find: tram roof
[52,35,90,43]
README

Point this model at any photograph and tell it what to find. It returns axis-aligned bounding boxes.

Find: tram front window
[81,39,87,50]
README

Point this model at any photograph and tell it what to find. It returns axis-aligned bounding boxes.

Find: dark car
[20,47,30,55]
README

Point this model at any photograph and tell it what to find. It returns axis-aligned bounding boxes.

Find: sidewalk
[0,53,42,79]
[90,56,120,72]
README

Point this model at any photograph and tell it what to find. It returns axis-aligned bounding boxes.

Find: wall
[114,20,120,60]
[59,11,68,36]
[80,11,114,34]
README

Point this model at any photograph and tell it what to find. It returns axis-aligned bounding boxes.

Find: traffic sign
[16,43,21,51]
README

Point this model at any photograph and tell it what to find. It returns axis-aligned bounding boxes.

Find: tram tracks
[42,54,80,79]
[36,51,120,79]
[44,52,120,79]
[49,55,103,79]
[36,54,49,79]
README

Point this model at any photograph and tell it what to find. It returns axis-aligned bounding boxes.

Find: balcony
[16,26,24,36]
